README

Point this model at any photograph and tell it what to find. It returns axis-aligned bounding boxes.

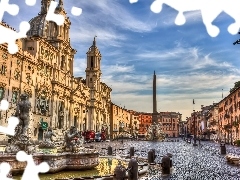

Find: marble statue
[5,93,35,153]
[14,93,31,136]
[62,126,83,152]
[39,128,56,149]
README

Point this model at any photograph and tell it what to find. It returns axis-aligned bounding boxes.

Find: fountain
[145,122,165,141]
[1,93,99,176]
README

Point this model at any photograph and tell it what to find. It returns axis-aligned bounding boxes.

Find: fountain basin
[0,151,99,175]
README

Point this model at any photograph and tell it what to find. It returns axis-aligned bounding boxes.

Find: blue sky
[4,0,240,121]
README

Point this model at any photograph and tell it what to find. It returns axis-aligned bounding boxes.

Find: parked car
[82,130,96,143]
[95,131,106,142]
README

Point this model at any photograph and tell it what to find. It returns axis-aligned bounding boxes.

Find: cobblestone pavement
[86,139,240,180]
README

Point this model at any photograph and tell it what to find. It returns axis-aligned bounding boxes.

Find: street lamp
[233,31,240,45]
[193,110,197,146]
[185,117,188,140]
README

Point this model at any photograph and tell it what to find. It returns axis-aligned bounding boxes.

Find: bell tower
[86,36,102,89]
[85,37,102,130]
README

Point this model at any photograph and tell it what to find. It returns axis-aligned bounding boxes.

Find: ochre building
[0,0,111,142]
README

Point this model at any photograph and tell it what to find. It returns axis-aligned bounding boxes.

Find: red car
[82,130,96,142]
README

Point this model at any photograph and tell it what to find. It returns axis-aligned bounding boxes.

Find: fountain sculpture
[38,128,56,149]
[145,122,165,141]
[5,93,36,153]
[1,93,99,175]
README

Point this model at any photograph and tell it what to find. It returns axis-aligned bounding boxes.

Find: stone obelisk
[152,71,158,124]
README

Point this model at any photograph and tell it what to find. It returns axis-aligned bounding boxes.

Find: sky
[3,0,240,121]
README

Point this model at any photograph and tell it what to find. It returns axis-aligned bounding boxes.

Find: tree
[230,81,240,93]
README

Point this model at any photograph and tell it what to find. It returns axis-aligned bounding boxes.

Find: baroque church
[0,0,112,142]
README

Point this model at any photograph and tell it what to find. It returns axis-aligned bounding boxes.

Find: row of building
[0,0,182,142]
[183,82,240,143]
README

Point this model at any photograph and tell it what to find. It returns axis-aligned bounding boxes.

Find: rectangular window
[28,47,34,50]
[12,91,18,104]
[0,87,4,100]
[0,65,6,75]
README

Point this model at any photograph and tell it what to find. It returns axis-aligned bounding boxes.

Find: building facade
[138,112,152,135]
[218,85,240,144]
[158,112,181,138]
[0,0,186,141]
[110,103,131,139]
[0,0,111,142]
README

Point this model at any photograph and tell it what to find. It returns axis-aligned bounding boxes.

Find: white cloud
[70,26,126,47]
[160,10,202,27]
[71,0,154,33]
[136,47,187,60]
[110,72,239,120]
[102,64,135,75]
[73,58,86,78]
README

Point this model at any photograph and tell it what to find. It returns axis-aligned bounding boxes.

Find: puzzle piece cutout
[16,151,49,180]
[0,0,19,22]
[0,21,30,54]
[71,6,82,16]
[46,1,65,25]
[129,0,240,37]
[0,99,9,111]
[25,0,36,6]
[0,0,82,54]
[129,0,138,4]
[0,162,12,180]
[46,1,82,24]
[0,116,19,136]
[151,0,240,37]
[0,100,19,136]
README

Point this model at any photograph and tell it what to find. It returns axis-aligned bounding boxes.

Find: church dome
[27,0,66,39]
[27,14,48,37]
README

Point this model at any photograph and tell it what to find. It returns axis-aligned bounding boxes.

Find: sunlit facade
[158,112,181,137]
[0,0,111,142]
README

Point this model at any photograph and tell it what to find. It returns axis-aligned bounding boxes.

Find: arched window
[49,21,58,38]
[12,89,19,104]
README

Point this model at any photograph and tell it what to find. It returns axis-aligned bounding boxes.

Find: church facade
[0,0,112,142]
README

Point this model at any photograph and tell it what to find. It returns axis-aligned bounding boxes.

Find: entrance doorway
[74,116,77,127]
